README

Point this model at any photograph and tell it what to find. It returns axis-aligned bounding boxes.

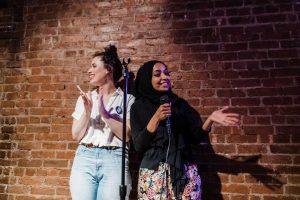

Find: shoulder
[128,94,135,101]
[173,97,189,108]
[131,98,142,109]
[114,87,135,103]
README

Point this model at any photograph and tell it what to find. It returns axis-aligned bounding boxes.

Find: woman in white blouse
[70,45,134,200]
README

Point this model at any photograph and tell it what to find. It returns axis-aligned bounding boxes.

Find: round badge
[116,106,122,114]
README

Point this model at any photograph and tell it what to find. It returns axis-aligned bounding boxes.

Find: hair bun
[104,45,118,60]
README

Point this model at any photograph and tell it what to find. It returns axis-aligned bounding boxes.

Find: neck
[100,82,117,95]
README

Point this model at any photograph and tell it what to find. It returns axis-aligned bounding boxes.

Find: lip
[160,81,169,85]
[160,82,169,88]
[89,74,95,79]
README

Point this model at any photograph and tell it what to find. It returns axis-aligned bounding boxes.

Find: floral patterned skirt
[138,162,201,200]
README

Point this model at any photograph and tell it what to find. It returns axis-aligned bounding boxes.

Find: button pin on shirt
[116,106,122,114]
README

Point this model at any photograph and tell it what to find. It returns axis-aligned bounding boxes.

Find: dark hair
[92,45,122,85]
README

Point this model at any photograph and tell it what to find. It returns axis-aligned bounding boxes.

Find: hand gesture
[154,103,171,121]
[77,85,92,114]
[209,106,240,126]
[98,87,111,119]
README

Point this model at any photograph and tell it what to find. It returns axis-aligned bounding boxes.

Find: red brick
[251,184,283,194]
[44,160,68,168]
[213,144,236,154]
[56,187,70,195]
[227,134,257,143]
[187,89,215,98]
[19,159,42,167]
[19,177,44,185]
[202,98,229,107]
[44,177,69,186]
[231,79,261,88]
[243,126,274,135]
[222,184,249,194]
[270,145,300,154]
[237,145,268,154]
[39,140,66,149]
[27,76,51,83]
[7,186,30,194]
[287,175,300,184]
[257,116,270,124]
[31,187,55,195]
[56,151,74,160]
[232,98,260,106]
[31,151,55,159]
[261,155,292,164]
[247,88,278,96]
[40,99,63,107]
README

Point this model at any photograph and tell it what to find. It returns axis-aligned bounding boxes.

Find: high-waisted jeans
[70,145,132,200]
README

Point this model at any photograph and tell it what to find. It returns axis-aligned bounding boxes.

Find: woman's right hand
[154,103,172,121]
[147,103,172,133]
[72,90,92,142]
[80,91,93,115]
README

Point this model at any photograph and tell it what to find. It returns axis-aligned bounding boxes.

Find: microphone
[160,95,171,135]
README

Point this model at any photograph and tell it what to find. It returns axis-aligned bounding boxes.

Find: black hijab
[134,60,177,105]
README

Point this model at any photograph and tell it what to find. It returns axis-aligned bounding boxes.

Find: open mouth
[89,74,95,79]
[160,82,169,87]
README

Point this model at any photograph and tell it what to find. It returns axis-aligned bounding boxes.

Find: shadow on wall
[195,139,284,199]
[161,1,286,199]
[0,1,24,200]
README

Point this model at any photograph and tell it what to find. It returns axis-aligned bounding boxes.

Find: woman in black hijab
[130,60,240,200]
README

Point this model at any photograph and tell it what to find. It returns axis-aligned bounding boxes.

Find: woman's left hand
[98,87,112,119]
[209,106,240,126]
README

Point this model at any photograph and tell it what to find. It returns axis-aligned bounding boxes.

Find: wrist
[207,115,213,124]
[202,115,213,131]
[101,112,111,119]
[147,115,160,133]
[84,109,91,117]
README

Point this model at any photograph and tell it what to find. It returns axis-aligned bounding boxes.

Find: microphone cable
[159,95,172,200]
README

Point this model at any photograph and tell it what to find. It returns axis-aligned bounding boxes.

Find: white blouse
[72,88,135,148]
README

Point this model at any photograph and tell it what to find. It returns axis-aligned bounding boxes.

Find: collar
[112,87,123,97]
[91,87,123,97]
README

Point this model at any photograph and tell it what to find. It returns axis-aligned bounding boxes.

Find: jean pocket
[112,150,128,164]
[75,146,86,157]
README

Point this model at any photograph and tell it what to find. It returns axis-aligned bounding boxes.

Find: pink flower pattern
[138,163,201,200]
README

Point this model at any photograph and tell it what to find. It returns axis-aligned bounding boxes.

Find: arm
[71,91,92,142]
[72,112,90,142]
[130,102,171,154]
[202,106,240,131]
[103,117,131,142]
[183,101,210,143]
[99,94,134,143]
[146,103,171,133]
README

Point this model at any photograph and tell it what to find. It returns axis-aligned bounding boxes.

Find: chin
[158,88,169,92]
[89,80,98,86]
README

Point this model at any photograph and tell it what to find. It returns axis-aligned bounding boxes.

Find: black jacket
[130,97,210,170]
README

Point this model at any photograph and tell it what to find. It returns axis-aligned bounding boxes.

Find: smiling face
[151,62,171,92]
[87,56,110,86]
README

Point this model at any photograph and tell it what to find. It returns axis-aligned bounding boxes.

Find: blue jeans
[70,145,132,200]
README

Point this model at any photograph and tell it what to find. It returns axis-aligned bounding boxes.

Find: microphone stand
[120,58,130,200]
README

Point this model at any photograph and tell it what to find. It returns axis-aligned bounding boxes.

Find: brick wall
[0,0,299,199]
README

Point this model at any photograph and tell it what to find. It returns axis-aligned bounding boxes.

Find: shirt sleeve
[130,103,156,155]
[182,100,210,144]
[72,96,85,120]
[126,94,135,120]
